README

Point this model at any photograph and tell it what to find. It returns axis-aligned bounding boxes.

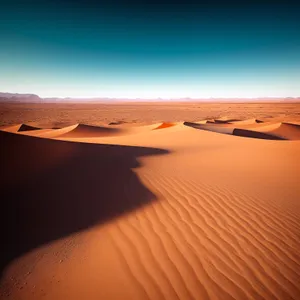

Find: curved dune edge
[35,124,78,138]
[56,124,124,138]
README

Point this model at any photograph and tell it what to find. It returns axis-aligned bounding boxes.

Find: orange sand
[1,115,300,300]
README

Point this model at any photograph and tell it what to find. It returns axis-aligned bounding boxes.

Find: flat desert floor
[1,102,300,300]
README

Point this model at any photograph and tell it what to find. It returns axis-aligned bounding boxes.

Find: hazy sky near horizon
[1,0,300,98]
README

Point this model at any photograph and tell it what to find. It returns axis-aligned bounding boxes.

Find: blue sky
[1,0,299,98]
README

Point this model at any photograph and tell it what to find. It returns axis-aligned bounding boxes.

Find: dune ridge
[2,118,300,141]
[55,123,124,138]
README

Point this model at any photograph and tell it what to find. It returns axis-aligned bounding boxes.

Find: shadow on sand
[0,131,169,277]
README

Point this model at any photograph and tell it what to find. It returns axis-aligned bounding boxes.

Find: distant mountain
[0,92,299,103]
[42,97,124,103]
[0,92,42,103]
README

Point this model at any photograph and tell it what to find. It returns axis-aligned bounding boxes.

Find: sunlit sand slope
[106,170,300,300]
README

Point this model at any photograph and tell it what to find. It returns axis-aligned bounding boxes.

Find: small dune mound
[153,122,176,130]
[0,124,22,133]
[56,124,123,138]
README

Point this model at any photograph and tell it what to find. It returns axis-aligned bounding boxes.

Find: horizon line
[1,92,300,100]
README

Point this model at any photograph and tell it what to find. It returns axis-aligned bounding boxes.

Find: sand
[1,103,300,300]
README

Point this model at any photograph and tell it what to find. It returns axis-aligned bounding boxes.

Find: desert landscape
[1,102,300,300]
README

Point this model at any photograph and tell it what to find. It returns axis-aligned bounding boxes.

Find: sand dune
[1,116,300,300]
[0,123,42,133]
[56,123,125,138]
[251,122,300,140]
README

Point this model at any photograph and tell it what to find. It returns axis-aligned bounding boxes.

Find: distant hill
[281,97,300,103]
[0,93,42,103]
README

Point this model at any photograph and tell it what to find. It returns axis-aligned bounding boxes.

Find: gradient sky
[1,0,300,98]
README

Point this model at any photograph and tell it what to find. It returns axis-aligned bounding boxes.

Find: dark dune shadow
[108,121,127,125]
[18,124,41,132]
[0,131,169,277]
[233,128,286,140]
[283,122,300,128]
[184,121,286,140]
[184,121,204,128]
[183,121,234,134]
[213,119,241,124]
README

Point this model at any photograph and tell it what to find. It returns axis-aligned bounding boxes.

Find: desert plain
[1,102,300,300]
